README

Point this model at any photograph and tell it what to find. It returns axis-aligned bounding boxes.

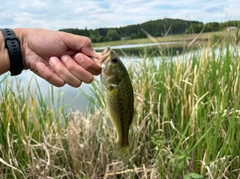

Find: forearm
[0,31,10,75]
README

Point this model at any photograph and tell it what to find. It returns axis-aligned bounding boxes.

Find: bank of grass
[0,35,240,178]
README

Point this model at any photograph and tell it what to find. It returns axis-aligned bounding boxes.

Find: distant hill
[59,18,239,43]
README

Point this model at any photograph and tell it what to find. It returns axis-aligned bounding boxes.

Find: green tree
[205,22,220,32]
[186,23,204,33]
[106,29,120,41]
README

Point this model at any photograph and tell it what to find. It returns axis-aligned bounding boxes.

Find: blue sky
[0,0,239,30]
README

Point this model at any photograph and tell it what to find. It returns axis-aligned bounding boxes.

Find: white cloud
[0,0,238,30]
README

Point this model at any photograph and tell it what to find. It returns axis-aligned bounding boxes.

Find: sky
[0,0,239,31]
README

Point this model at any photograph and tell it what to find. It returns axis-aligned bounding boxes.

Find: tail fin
[112,143,129,163]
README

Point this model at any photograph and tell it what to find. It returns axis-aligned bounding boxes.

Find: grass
[0,30,240,178]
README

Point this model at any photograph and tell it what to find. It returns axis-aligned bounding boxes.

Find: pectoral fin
[107,84,118,96]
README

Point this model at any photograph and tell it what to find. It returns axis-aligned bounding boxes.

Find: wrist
[0,28,25,75]
[0,31,10,75]
[13,28,26,69]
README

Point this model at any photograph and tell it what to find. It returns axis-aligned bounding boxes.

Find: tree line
[59,18,240,43]
[186,20,240,33]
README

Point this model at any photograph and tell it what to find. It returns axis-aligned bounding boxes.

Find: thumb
[58,31,98,58]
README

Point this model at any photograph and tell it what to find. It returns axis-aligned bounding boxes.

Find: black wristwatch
[0,28,24,76]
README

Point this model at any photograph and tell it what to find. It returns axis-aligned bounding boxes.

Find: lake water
[0,71,95,112]
[94,42,180,51]
[0,43,183,113]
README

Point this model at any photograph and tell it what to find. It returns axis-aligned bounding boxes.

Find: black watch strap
[0,28,24,76]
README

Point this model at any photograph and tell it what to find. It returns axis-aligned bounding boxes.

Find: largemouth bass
[99,47,134,163]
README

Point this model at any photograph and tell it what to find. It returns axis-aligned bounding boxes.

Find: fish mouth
[92,46,112,68]
[100,46,111,62]
[97,46,112,68]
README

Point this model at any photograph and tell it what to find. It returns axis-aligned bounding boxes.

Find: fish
[99,47,134,163]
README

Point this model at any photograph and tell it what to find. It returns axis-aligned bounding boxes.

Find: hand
[15,28,101,87]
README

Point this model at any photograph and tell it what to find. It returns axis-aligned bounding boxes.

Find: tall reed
[89,38,240,178]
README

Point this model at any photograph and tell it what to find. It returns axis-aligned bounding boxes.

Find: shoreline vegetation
[0,27,240,178]
[60,18,240,45]
[93,30,235,48]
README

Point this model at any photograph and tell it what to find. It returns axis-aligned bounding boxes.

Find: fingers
[61,55,94,83]
[36,62,66,87]
[36,57,82,88]
[73,53,102,75]
[35,54,100,88]
[49,57,83,87]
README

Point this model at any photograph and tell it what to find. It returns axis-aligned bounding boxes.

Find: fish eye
[112,57,118,63]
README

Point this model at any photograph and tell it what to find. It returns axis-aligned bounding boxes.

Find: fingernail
[36,63,45,72]
[76,54,84,63]
[50,57,57,66]
[61,55,69,63]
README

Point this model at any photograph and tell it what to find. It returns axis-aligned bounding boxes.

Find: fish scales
[99,47,134,163]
